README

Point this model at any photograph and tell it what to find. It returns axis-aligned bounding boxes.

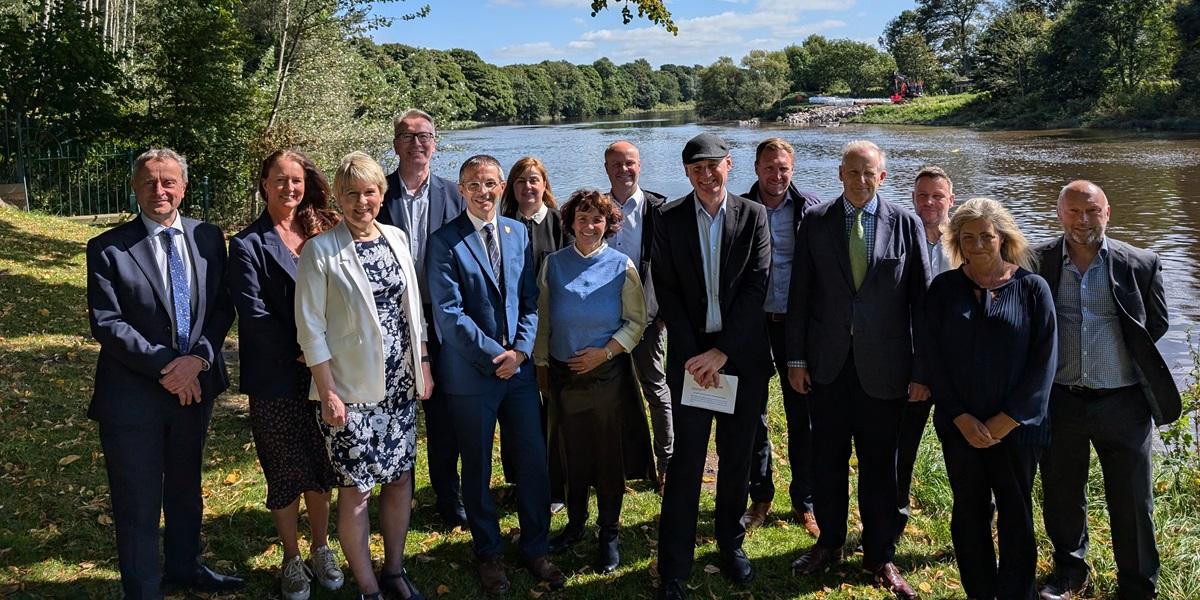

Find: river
[428,113,1200,388]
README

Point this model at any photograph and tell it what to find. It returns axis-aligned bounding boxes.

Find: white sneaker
[280,554,311,600]
[308,545,345,591]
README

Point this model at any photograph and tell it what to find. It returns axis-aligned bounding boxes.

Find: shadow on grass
[0,217,88,272]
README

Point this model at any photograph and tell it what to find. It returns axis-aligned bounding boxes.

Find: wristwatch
[604,348,614,361]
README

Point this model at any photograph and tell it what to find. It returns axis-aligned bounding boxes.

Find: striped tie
[161,229,192,351]
[483,223,502,280]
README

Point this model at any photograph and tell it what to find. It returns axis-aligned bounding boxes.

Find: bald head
[605,140,642,201]
[1056,179,1110,247]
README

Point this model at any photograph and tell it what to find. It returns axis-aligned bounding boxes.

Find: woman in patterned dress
[296,152,433,600]
[228,150,343,600]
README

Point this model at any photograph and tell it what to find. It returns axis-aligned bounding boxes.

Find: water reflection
[432,117,1200,387]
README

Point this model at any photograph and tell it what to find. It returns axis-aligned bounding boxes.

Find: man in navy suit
[786,140,930,600]
[426,155,565,595]
[377,108,469,527]
[86,148,239,599]
[654,134,773,600]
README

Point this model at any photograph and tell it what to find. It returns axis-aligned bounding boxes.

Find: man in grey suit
[1036,180,1180,600]
[786,140,930,600]
[377,108,469,528]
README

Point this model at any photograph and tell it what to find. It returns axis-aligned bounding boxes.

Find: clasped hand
[492,349,525,380]
[953,412,1019,448]
[160,355,204,406]
[685,348,727,389]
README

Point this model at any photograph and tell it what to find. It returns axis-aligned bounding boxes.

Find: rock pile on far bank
[781,105,867,126]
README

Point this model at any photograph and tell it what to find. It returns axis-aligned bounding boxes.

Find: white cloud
[493,41,569,60]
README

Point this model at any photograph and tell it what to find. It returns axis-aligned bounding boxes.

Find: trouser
[448,372,550,561]
[747,316,814,513]
[809,351,903,566]
[499,391,564,503]
[939,421,1041,600]
[631,321,672,476]
[421,304,463,517]
[657,361,767,581]
[1041,384,1158,599]
[100,399,214,600]
[895,398,933,540]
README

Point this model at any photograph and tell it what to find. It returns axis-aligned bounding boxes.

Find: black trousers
[99,399,214,600]
[747,317,814,513]
[1041,385,1158,599]
[809,352,903,566]
[938,421,1041,600]
[658,361,767,581]
[421,303,464,517]
[895,398,932,540]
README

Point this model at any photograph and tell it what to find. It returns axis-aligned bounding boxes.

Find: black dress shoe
[162,564,245,593]
[438,504,468,528]
[719,548,753,585]
[658,578,688,600]
[596,528,619,573]
[791,545,843,575]
[548,524,585,554]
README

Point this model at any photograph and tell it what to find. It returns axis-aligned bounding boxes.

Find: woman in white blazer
[295,151,432,600]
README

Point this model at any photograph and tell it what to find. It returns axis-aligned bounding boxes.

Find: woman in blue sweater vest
[534,189,655,574]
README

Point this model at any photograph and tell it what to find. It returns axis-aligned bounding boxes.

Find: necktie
[161,229,192,351]
[483,223,502,280]
[850,209,868,290]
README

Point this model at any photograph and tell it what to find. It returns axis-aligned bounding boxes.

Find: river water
[428,113,1200,388]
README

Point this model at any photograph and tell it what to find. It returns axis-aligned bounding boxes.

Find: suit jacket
[377,171,464,245]
[294,221,427,404]
[426,212,539,395]
[786,195,931,399]
[637,190,666,321]
[87,215,234,425]
[652,191,772,380]
[1034,236,1180,424]
[227,212,306,399]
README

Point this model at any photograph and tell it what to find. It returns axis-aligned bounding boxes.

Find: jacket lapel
[333,222,382,328]
[829,197,854,290]
[128,221,172,313]
[719,192,739,293]
[459,214,501,292]
[259,213,298,280]
[181,218,208,344]
[679,194,706,289]
[429,176,448,237]
[1040,237,1064,293]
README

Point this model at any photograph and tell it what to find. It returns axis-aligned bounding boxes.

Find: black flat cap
[682,133,729,164]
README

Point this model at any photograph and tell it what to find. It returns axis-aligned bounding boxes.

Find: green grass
[1,205,1199,598]
[848,93,989,126]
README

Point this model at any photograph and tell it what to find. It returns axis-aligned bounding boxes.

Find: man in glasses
[378,108,468,529]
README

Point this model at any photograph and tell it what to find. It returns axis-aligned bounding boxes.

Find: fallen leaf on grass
[97,514,113,525]
[528,589,544,598]
[224,471,241,485]
[919,581,933,593]
[436,584,450,595]
[58,454,80,466]
[702,564,720,575]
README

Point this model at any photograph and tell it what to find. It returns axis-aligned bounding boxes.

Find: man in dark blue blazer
[739,137,823,536]
[377,108,469,527]
[786,140,930,600]
[654,134,773,600]
[426,155,564,595]
[86,149,239,599]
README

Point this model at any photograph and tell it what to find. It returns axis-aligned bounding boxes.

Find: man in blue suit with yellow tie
[86,148,240,599]
[426,154,565,595]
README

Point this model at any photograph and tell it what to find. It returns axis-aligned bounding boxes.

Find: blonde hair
[333,151,388,202]
[943,197,1032,270]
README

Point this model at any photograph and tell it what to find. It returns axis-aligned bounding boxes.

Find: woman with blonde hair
[924,197,1057,600]
[296,151,432,600]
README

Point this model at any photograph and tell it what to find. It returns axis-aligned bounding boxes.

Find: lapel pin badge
[504,225,512,234]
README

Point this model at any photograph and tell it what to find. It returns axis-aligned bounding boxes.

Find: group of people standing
[85,106,1180,600]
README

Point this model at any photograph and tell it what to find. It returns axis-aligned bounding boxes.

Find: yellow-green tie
[850,209,867,290]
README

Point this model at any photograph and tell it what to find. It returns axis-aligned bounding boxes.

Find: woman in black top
[498,156,567,506]
[924,197,1057,600]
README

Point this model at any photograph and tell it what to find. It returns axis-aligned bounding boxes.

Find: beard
[1066,226,1104,246]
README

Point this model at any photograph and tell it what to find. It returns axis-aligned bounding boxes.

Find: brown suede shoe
[477,555,510,595]
[740,500,772,529]
[792,508,821,538]
[523,555,566,590]
[868,562,918,600]
[791,546,842,575]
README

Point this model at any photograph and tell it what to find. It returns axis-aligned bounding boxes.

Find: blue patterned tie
[161,229,192,352]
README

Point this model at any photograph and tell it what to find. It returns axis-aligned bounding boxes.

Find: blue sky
[372,0,916,68]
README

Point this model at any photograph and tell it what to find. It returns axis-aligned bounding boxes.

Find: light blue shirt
[399,175,431,300]
[608,188,645,266]
[927,236,950,276]
[140,212,197,351]
[1054,238,1138,388]
[764,198,794,314]
[695,197,726,333]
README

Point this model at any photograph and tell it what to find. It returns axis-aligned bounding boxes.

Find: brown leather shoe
[791,545,842,575]
[740,500,772,529]
[792,508,821,538]
[657,471,668,496]
[523,555,566,590]
[868,562,918,600]
[477,555,510,595]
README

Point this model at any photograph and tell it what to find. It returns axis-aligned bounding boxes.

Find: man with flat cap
[653,133,772,600]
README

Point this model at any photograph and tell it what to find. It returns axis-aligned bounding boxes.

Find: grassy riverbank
[2,205,1199,598]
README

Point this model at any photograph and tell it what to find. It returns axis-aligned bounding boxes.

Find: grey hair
[459,154,504,181]
[914,165,953,194]
[841,140,886,171]
[131,148,189,183]
[393,108,436,137]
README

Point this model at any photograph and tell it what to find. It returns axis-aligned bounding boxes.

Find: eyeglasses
[397,132,435,144]
[462,180,502,193]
